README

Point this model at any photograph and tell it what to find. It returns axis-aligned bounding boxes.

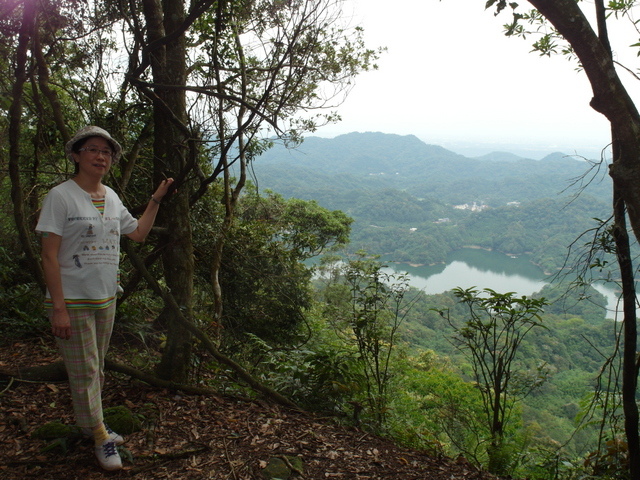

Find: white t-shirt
[36,179,138,306]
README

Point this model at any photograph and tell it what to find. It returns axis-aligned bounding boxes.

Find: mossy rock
[103,405,142,435]
[31,421,77,440]
[31,406,142,441]
[262,455,304,479]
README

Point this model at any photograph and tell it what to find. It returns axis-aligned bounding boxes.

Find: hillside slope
[1,337,501,480]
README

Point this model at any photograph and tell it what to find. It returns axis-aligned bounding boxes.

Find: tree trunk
[524,2,640,476]
[0,361,68,383]
[8,0,45,293]
[612,184,640,477]
[0,358,297,409]
[140,0,194,383]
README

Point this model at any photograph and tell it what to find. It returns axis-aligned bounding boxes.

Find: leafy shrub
[242,333,361,416]
[0,247,47,340]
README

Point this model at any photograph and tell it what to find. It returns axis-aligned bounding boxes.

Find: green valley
[254,132,623,472]
[254,132,613,272]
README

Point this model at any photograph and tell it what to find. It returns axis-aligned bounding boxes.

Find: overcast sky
[313,0,640,159]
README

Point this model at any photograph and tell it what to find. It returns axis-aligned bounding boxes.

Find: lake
[381,248,622,317]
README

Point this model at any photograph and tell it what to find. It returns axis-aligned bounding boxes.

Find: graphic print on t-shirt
[72,218,121,269]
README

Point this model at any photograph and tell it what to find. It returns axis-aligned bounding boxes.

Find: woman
[36,126,173,471]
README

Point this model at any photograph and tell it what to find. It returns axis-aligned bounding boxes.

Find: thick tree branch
[526,0,640,246]
[130,0,216,79]
[121,241,299,410]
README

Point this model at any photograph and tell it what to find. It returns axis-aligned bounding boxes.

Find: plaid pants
[54,304,116,428]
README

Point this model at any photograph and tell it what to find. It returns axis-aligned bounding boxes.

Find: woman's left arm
[126,178,174,243]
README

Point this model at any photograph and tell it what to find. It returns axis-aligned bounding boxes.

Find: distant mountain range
[473,151,567,162]
[253,132,611,206]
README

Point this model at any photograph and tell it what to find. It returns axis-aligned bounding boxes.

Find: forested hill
[253,132,612,271]
[253,132,610,206]
[258,132,464,173]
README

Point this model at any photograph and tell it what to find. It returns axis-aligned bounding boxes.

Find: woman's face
[72,136,114,178]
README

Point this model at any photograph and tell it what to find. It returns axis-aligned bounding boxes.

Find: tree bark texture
[140,0,195,383]
[8,0,45,293]
[612,184,640,477]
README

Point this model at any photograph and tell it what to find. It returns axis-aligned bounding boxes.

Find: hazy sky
[314,0,640,159]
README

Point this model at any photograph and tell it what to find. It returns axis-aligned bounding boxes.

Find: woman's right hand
[51,307,71,340]
[41,232,71,339]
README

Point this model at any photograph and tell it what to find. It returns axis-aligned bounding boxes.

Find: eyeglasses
[78,147,114,159]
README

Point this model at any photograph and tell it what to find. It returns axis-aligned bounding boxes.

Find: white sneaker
[95,439,122,471]
[81,424,125,445]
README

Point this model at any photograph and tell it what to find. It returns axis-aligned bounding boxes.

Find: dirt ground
[0,338,500,480]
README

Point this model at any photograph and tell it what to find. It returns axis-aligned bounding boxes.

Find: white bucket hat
[65,126,123,162]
